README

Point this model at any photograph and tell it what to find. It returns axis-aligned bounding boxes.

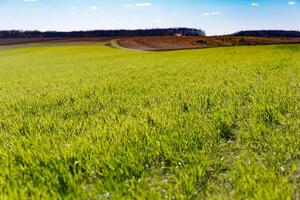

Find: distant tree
[233,30,300,38]
[0,28,205,38]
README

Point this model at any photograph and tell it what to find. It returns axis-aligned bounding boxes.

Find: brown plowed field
[118,36,300,51]
[0,37,112,46]
[1,36,300,51]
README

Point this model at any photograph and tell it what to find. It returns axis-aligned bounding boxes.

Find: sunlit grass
[0,44,299,199]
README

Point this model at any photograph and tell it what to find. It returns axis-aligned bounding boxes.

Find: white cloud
[135,3,152,7]
[288,1,296,5]
[124,3,152,8]
[211,11,220,15]
[90,6,97,10]
[251,3,260,6]
[24,0,37,2]
[154,19,162,23]
[202,11,220,16]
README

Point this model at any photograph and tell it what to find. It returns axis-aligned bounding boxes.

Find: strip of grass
[0,45,299,199]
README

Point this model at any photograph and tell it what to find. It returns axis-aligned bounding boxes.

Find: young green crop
[0,44,299,199]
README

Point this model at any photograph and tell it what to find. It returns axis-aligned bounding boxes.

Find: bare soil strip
[117,36,300,51]
[0,38,113,50]
[1,36,300,51]
[109,39,147,52]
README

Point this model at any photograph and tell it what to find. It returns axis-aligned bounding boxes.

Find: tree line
[0,28,205,38]
[233,30,300,38]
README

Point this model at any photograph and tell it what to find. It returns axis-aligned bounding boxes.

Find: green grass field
[0,44,299,199]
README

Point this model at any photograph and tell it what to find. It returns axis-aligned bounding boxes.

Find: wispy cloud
[24,0,37,2]
[251,3,260,6]
[124,3,152,8]
[90,6,97,10]
[136,3,152,7]
[202,11,220,16]
[288,1,296,5]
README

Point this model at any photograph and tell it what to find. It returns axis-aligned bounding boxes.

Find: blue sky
[0,0,299,35]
